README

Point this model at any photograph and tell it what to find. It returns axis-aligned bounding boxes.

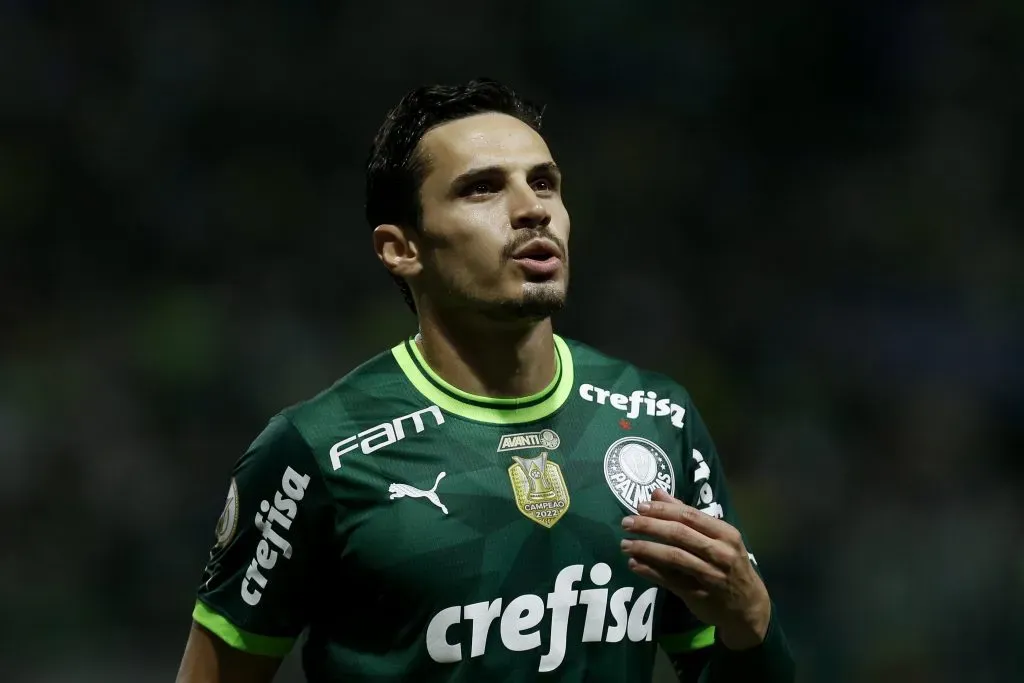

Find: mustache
[502,231,567,261]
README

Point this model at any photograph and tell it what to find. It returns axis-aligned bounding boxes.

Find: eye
[532,176,558,194]
[464,181,496,197]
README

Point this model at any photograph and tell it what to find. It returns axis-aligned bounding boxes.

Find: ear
[373,224,422,279]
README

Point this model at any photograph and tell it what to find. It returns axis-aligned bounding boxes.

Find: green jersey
[194,335,750,682]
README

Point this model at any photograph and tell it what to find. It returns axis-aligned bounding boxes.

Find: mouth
[511,240,563,277]
[511,240,562,262]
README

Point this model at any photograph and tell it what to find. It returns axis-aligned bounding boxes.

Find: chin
[522,280,566,301]
[500,283,567,320]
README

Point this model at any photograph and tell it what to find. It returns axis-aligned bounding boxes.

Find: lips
[511,239,563,277]
[511,240,562,261]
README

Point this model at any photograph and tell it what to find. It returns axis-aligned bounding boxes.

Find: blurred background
[2,2,1022,682]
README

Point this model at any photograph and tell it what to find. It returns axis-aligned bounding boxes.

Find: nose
[509,181,551,230]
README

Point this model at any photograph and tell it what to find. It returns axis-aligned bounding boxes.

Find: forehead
[418,113,553,180]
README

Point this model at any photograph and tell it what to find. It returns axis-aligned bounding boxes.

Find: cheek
[552,204,571,243]
[427,211,507,274]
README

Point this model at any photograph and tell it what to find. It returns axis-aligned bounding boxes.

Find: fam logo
[578,384,686,429]
[329,405,445,470]
[603,437,675,513]
[499,429,570,528]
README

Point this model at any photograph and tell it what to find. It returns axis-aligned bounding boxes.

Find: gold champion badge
[508,452,570,528]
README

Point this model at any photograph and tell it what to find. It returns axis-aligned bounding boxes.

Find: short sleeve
[193,414,331,656]
[658,395,753,656]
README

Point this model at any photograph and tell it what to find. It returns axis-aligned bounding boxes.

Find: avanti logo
[425,563,657,672]
[578,384,686,428]
[496,428,560,452]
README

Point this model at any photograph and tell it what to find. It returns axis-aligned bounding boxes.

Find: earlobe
[373,224,422,278]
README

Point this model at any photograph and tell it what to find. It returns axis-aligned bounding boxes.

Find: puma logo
[389,471,448,515]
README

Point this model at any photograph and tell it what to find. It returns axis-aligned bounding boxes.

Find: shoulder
[560,335,693,401]
[259,341,434,474]
[278,343,411,435]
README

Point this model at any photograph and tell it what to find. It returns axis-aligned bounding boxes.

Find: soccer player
[176,79,795,683]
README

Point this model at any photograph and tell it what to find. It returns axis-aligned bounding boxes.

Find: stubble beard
[427,270,568,324]
[422,233,570,323]
[488,230,569,322]
[487,280,568,322]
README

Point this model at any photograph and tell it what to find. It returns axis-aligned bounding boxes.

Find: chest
[321,406,685,593]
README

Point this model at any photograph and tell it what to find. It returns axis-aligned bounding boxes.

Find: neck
[415,312,557,399]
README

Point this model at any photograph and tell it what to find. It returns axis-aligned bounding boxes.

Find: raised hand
[620,488,771,650]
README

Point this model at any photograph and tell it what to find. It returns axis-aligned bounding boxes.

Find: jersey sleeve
[659,394,796,681]
[192,414,331,657]
[658,395,749,656]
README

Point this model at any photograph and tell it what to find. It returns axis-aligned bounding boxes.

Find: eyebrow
[450,162,561,189]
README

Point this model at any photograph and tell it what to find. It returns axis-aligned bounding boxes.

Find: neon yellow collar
[391,335,574,424]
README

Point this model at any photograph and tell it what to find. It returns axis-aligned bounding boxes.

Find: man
[176,79,795,682]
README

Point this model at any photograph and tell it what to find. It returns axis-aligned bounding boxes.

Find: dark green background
[2,2,1021,681]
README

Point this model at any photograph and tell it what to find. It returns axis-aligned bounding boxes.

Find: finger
[621,538,726,585]
[636,498,698,526]
[641,500,739,545]
[622,514,721,564]
[648,489,738,543]
[651,487,677,503]
[626,556,670,586]
[627,558,708,596]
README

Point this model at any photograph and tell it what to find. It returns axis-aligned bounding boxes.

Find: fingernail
[621,516,635,529]
[637,502,650,513]
[620,539,633,551]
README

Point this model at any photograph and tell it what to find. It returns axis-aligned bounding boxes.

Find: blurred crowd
[1,2,1021,682]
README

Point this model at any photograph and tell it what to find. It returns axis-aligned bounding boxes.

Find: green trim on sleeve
[705,607,796,682]
[192,600,296,657]
[660,625,716,653]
